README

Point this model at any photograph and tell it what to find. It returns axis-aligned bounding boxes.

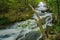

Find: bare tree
[28,4,49,40]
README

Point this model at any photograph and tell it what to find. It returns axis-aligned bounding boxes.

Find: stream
[0,2,53,40]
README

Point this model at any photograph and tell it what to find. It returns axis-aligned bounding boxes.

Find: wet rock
[21,31,41,40]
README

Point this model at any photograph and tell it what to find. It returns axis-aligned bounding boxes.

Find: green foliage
[0,0,41,13]
[47,0,60,32]
[56,18,60,32]
[0,16,10,25]
[0,0,41,25]
[47,0,60,14]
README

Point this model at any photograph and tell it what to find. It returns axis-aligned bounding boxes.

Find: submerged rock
[20,31,41,40]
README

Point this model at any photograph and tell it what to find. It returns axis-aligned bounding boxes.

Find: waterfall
[33,2,53,29]
[33,2,53,40]
[0,2,53,40]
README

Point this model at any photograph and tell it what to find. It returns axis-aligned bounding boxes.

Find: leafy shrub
[0,16,11,25]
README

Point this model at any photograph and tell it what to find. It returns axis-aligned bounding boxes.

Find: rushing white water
[0,2,53,40]
[33,2,52,29]
[0,19,40,40]
[33,2,53,40]
[37,2,47,11]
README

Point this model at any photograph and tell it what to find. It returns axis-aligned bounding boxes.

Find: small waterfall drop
[33,2,53,40]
